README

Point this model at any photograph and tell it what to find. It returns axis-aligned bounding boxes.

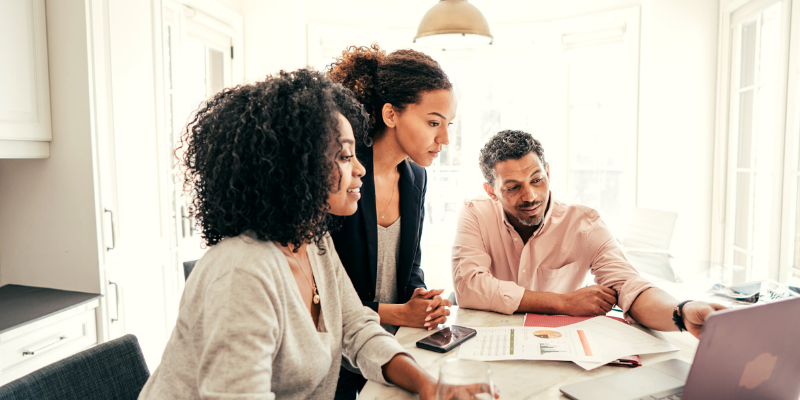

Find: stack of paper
[565,317,679,370]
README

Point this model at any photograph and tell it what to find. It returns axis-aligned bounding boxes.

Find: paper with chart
[565,316,679,370]
[457,327,601,362]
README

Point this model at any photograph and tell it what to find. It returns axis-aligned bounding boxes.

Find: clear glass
[436,359,495,400]
[754,84,777,170]
[740,19,757,88]
[758,3,782,83]
[793,176,800,270]
[752,172,773,259]
[737,90,754,168]
[734,172,751,248]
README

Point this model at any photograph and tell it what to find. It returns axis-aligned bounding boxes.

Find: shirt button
[513,238,518,242]
[522,269,526,273]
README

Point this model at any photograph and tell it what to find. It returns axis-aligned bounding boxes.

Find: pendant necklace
[379,168,398,220]
[289,247,320,304]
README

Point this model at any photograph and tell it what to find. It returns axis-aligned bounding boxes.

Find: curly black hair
[178,69,369,251]
[326,44,452,143]
[479,130,547,186]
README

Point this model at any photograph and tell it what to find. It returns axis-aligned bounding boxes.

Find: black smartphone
[416,325,477,353]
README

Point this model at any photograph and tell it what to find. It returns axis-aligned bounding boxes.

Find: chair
[620,207,680,282]
[183,259,198,280]
[0,334,150,400]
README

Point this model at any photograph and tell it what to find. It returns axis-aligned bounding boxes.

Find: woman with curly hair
[326,44,457,399]
[137,69,441,400]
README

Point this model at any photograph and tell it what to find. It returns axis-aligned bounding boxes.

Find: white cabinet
[0,300,99,386]
[0,0,52,158]
[0,0,173,372]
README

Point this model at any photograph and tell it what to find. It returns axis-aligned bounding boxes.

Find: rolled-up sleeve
[452,203,526,315]
[585,219,654,321]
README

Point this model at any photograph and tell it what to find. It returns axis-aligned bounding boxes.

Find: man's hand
[682,301,727,338]
[402,288,452,329]
[560,285,618,316]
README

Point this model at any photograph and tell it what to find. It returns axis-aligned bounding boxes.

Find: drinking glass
[436,359,495,400]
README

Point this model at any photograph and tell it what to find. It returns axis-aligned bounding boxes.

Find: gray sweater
[138,233,408,400]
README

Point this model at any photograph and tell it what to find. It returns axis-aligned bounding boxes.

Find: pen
[611,307,623,312]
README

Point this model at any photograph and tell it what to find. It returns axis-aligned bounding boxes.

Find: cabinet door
[97,0,170,266]
[0,0,52,157]
[105,253,170,370]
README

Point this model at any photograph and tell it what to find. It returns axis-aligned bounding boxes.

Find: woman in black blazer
[327,45,457,399]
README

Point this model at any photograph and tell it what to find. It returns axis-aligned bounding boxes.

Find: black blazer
[330,145,427,312]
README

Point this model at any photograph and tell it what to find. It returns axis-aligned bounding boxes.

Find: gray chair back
[183,259,198,280]
[0,334,150,400]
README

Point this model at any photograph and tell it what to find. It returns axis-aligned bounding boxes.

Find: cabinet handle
[109,281,120,322]
[104,208,116,250]
[22,336,68,356]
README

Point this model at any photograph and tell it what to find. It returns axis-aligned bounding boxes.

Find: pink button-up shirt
[451,194,653,316]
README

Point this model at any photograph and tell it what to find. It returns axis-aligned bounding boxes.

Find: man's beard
[515,200,544,227]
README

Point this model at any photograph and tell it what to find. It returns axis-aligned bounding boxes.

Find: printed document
[565,316,679,370]
[457,326,601,362]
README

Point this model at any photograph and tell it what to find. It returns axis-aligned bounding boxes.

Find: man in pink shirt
[452,130,725,338]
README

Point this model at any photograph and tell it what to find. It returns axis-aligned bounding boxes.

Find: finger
[426,295,443,312]
[412,287,427,298]
[425,305,448,322]
[597,290,617,306]
[599,285,618,296]
[427,316,448,326]
[419,288,444,299]
[442,299,453,307]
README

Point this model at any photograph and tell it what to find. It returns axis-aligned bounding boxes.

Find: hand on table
[682,301,727,339]
[561,285,618,316]
[418,382,499,400]
[402,288,452,330]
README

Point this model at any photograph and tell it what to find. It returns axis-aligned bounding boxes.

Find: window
[715,0,799,283]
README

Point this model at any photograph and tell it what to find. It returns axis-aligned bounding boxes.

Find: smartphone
[416,325,477,353]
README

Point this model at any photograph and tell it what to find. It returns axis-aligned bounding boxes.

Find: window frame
[712,0,796,282]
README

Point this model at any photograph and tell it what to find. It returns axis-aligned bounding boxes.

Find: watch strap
[672,300,693,332]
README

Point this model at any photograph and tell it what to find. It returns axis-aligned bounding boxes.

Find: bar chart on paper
[458,327,601,362]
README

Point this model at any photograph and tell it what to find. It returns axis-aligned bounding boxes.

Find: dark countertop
[0,284,101,335]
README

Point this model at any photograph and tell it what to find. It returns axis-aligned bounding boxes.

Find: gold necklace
[379,168,398,220]
[287,247,320,304]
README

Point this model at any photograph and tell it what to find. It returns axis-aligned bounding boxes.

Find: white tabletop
[358,306,701,399]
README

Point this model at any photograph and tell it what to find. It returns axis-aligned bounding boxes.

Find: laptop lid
[683,296,800,400]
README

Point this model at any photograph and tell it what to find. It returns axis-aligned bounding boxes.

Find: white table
[359,306,701,399]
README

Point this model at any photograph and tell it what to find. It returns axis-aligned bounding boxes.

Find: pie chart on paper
[533,330,563,339]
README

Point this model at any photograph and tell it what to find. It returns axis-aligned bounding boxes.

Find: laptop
[560,296,800,400]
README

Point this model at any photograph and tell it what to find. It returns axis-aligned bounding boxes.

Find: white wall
[242,0,307,80]
[637,0,719,267]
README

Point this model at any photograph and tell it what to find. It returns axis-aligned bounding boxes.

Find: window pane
[752,172,773,258]
[737,90,754,168]
[793,176,800,269]
[740,19,757,88]
[751,256,770,280]
[734,172,751,248]
[758,2,782,83]
[734,248,750,268]
[569,104,599,169]
[208,48,224,95]
[754,84,776,170]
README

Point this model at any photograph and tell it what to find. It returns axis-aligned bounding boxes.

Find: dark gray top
[0,284,101,334]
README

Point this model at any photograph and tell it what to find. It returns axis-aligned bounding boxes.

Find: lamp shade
[414,0,492,50]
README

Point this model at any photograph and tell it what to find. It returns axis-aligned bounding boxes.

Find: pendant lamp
[413,0,493,50]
